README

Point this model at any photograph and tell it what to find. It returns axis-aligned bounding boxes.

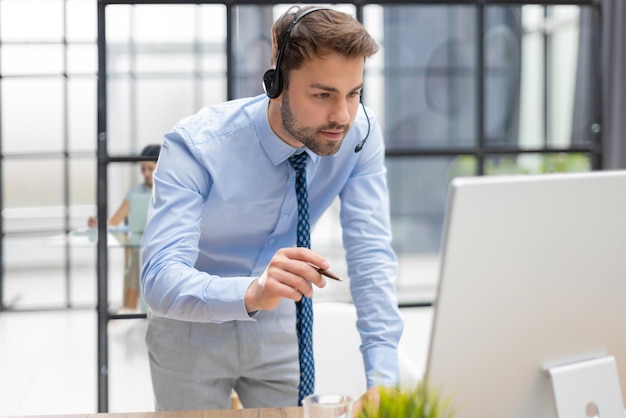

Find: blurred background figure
[88,144,161,311]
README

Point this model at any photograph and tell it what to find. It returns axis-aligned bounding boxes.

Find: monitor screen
[425,171,626,418]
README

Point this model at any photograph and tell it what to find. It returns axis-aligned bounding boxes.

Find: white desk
[43,226,139,248]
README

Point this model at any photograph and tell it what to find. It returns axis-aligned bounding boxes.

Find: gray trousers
[145,299,300,411]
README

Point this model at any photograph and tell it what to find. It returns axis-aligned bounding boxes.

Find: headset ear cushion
[263,68,282,99]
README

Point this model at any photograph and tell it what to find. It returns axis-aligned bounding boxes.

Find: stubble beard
[280,92,349,156]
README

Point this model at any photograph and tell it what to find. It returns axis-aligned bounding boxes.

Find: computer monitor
[425,171,626,418]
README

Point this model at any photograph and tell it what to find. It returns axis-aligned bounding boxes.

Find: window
[0,0,601,310]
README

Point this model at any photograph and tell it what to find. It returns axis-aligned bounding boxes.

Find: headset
[262,7,327,99]
[262,7,370,153]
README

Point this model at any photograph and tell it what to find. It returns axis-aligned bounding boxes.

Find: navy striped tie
[288,152,315,405]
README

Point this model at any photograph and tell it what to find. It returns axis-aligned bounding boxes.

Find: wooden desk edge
[1,407,303,418]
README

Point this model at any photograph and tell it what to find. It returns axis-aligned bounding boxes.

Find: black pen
[313,266,343,281]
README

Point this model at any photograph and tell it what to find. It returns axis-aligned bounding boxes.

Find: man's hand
[352,386,385,417]
[244,247,329,313]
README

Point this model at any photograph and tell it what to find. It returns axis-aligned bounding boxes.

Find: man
[141,6,404,411]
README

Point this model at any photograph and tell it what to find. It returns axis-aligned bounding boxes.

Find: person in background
[89,143,161,311]
[141,6,403,411]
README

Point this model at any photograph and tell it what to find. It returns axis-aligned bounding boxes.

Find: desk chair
[312,301,420,402]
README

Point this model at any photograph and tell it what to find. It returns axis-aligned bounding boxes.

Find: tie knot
[289,152,308,172]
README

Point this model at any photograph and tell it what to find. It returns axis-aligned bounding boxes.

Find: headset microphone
[354,138,366,153]
[354,101,370,153]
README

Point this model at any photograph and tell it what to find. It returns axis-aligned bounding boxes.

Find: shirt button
[282,213,289,220]
[268,238,276,245]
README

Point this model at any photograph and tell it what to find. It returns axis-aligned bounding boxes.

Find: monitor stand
[545,355,624,418]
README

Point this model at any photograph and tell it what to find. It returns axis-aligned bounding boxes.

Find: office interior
[1,0,624,415]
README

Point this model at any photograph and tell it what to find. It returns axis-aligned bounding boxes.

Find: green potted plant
[356,380,457,418]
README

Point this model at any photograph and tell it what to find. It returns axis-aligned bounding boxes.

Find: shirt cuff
[363,345,400,388]
[204,275,258,322]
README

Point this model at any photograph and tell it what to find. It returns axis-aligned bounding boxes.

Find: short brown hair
[270,6,379,89]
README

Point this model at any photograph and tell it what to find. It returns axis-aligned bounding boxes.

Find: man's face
[278,53,364,156]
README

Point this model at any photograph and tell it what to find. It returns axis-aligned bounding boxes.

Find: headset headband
[262,7,329,99]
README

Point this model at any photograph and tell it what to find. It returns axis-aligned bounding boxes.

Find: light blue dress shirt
[141,94,404,388]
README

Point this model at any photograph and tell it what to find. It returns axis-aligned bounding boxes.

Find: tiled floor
[0,305,432,416]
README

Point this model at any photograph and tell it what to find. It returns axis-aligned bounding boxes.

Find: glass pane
[3,236,67,308]
[2,235,123,309]
[484,6,523,146]
[107,78,133,151]
[106,6,132,44]
[539,153,591,173]
[135,49,196,75]
[86,163,154,312]
[131,6,200,74]
[2,78,65,153]
[232,5,273,98]
[69,246,98,307]
[70,158,97,209]
[485,153,591,175]
[199,50,227,75]
[1,44,64,75]
[199,4,227,44]
[199,4,227,80]
[107,47,132,75]
[568,6,599,146]
[67,44,98,75]
[383,5,477,150]
[363,5,385,121]
[446,155,479,178]
[109,76,212,153]
[105,4,226,76]
[108,319,152,412]
[135,78,197,151]
[388,156,474,304]
[66,0,97,43]
[5,158,96,232]
[201,78,228,107]
[134,5,196,44]
[484,155,530,175]
[548,6,585,147]
[104,3,226,152]
[4,159,65,213]
[518,5,546,148]
[388,157,462,255]
[105,163,140,218]
[68,77,97,152]
[512,5,596,149]
[0,0,64,42]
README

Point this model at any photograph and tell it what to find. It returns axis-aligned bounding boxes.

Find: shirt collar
[254,95,319,166]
